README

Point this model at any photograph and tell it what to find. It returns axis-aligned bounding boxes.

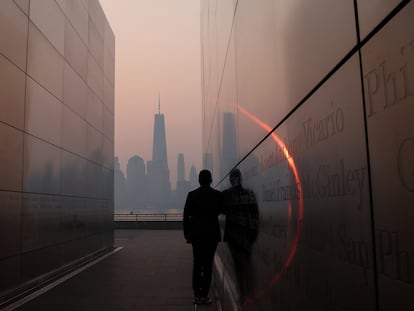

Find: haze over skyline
[99,0,202,188]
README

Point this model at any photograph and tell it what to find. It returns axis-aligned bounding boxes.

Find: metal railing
[114,213,183,222]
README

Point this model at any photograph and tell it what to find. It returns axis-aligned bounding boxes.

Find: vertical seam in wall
[233,0,240,162]
[19,0,31,283]
[353,1,380,310]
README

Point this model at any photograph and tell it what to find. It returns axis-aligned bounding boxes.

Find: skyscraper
[177,153,185,182]
[127,155,147,211]
[114,157,127,211]
[189,165,198,190]
[221,112,238,177]
[147,97,171,210]
[176,153,189,210]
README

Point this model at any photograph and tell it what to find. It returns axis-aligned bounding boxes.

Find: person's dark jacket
[183,186,223,243]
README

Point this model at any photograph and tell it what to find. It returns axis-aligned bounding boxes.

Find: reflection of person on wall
[183,169,223,305]
[223,169,259,303]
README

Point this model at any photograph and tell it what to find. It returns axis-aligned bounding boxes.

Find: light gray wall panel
[63,61,88,118]
[23,134,61,194]
[30,0,65,55]
[25,77,62,146]
[0,54,25,129]
[361,2,414,310]
[64,18,88,81]
[0,191,22,259]
[0,123,23,192]
[27,22,64,100]
[0,0,28,70]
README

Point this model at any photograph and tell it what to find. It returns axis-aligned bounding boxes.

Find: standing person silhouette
[223,168,259,302]
[183,170,223,305]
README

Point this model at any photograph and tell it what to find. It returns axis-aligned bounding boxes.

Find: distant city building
[147,99,171,210]
[114,157,127,211]
[189,165,198,190]
[177,153,185,182]
[176,153,190,209]
[127,155,147,210]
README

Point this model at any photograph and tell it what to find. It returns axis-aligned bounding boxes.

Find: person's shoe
[192,296,202,304]
[197,296,212,305]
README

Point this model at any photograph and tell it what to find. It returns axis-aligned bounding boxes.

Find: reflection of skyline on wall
[201,1,414,310]
[221,112,238,178]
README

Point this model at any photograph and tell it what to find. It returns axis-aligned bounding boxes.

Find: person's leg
[192,243,203,298]
[200,242,218,298]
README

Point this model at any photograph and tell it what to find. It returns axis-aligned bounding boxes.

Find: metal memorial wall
[0,0,115,301]
[201,1,414,310]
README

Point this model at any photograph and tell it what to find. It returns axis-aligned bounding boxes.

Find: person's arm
[183,192,192,243]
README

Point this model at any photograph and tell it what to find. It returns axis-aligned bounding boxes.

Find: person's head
[198,169,212,186]
[229,169,242,187]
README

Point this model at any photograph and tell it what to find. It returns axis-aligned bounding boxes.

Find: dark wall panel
[361,2,414,309]
[202,0,414,310]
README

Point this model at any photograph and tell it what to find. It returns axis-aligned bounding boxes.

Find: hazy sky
[99,0,202,189]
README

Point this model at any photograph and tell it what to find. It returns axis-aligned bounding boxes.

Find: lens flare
[236,105,304,305]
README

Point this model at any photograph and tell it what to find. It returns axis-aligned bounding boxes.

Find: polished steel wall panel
[216,56,376,310]
[86,124,103,164]
[61,150,85,196]
[86,89,103,132]
[84,161,103,198]
[102,136,114,170]
[361,2,414,309]
[87,52,104,102]
[103,167,114,200]
[104,77,114,115]
[0,123,24,191]
[103,19,115,86]
[65,0,89,45]
[60,196,87,240]
[0,54,25,129]
[64,18,88,81]
[0,257,20,294]
[0,191,22,258]
[202,1,414,309]
[234,0,356,155]
[0,0,28,70]
[357,0,403,40]
[62,105,87,157]
[0,0,114,301]
[104,47,115,87]
[55,0,65,13]
[27,22,64,100]
[23,134,61,194]
[104,19,115,60]
[89,0,106,38]
[25,77,63,146]
[29,0,65,55]
[63,61,88,118]
[21,194,62,252]
[88,18,104,69]
[20,245,61,283]
[103,105,114,142]
[13,0,29,16]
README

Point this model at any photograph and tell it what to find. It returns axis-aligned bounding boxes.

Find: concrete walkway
[13,230,219,311]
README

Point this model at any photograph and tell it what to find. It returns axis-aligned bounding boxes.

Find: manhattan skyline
[98,0,202,186]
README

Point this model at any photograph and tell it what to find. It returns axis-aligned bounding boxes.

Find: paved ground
[13,230,219,311]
